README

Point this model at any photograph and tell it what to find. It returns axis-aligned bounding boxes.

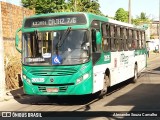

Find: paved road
[1,53,160,119]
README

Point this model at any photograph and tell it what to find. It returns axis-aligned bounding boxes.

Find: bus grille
[30,68,77,76]
[38,86,68,92]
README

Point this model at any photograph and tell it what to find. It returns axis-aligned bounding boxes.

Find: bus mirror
[96,31,101,44]
[15,28,22,53]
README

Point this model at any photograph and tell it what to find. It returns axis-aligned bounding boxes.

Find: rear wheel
[131,65,138,83]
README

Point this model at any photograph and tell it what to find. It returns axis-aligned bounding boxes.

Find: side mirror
[96,31,101,45]
[15,28,22,53]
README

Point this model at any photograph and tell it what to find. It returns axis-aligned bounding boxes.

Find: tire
[97,74,109,98]
[131,65,138,83]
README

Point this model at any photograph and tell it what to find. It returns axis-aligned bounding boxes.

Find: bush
[4,40,22,90]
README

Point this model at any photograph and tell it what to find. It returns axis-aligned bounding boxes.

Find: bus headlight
[76,77,83,84]
[26,78,31,85]
[83,73,89,80]
[23,75,26,79]
[76,73,89,84]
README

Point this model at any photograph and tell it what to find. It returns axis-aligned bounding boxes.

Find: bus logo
[50,78,54,82]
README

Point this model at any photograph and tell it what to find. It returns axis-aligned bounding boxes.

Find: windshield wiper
[56,27,71,51]
[34,29,38,41]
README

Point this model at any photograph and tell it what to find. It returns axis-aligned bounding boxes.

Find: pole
[74,0,77,12]
[0,2,6,97]
[159,0,160,53]
[128,0,131,24]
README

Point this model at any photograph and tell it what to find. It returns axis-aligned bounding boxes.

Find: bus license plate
[46,88,58,93]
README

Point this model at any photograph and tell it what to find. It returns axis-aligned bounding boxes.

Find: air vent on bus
[30,68,77,76]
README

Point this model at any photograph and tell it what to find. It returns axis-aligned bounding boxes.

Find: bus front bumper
[23,77,93,95]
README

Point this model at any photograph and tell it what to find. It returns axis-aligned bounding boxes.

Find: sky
[0,0,159,20]
[99,0,159,20]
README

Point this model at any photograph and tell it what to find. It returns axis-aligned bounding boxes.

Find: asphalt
[0,51,160,102]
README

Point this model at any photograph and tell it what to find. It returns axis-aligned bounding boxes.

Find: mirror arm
[15,28,22,53]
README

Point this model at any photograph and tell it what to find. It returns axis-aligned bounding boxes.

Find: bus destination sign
[24,14,87,28]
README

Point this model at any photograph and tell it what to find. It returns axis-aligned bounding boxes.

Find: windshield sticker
[42,53,51,58]
[52,55,62,65]
[25,58,45,62]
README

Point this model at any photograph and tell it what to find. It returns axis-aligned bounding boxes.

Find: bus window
[136,31,140,48]
[139,31,142,49]
[123,28,127,50]
[110,25,115,51]
[132,30,137,49]
[102,24,111,51]
[142,32,145,48]
[117,26,121,51]
[114,26,119,51]
[128,29,132,50]
[92,29,97,52]
[119,27,123,51]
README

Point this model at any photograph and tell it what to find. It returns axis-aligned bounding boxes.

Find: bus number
[104,55,110,61]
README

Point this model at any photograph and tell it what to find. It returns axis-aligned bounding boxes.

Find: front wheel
[97,75,109,98]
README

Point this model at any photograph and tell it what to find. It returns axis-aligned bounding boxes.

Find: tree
[133,12,151,25]
[114,8,128,22]
[21,0,103,15]
[21,0,66,14]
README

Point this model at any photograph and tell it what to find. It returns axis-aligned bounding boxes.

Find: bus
[15,12,147,97]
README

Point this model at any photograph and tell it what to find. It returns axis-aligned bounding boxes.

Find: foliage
[21,0,103,15]
[114,8,128,22]
[132,12,151,25]
[21,0,67,13]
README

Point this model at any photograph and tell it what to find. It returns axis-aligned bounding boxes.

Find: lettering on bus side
[120,54,129,64]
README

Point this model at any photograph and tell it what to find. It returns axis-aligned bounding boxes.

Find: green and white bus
[15,12,147,97]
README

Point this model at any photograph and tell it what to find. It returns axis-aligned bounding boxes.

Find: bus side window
[136,31,139,49]
[128,29,132,50]
[139,31,142,49]
[132,30,137,49]
[110,25,115,51]
[92,29,97,52]
[114,25,119,51]
[123,28,127,50]
[102,24,110,51]
[142,32,145,48]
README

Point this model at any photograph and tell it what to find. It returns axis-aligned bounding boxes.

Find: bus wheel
[98,75,109,98]
[131,65,138,83]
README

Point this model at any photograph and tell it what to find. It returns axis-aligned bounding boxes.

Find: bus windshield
[22,30,90,66]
